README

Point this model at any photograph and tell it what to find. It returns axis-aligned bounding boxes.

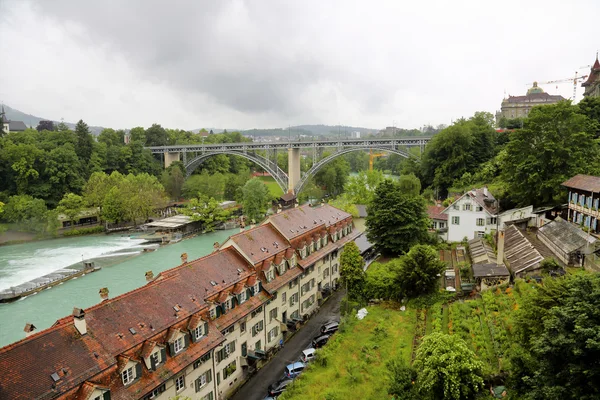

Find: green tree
[4,195,49,232]
[414,333,484,400]
[56,193,85,227]
[396,244,445,298]
[44,143,85,205]
[102,186,127,224]
[364,260,400,300]
[161,164,185,200]
[224,172,249,202]
[577,96,600,137]
[339,241,366,302]
[366,180,429,255]
[180,194,231,231]
[145,123,168,147]
[74,119,94,167]
[397,173,421,196]
[387,358,418,400]
[241,178,272,222]
[502,101,600,206]
[509,274,600,400]
[328,194,359,217]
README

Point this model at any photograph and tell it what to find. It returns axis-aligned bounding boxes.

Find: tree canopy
[241,178,272,222]
[366,179,429,255]
[396,244,445,298]
[339,241,366,301]
[414,333,484,400]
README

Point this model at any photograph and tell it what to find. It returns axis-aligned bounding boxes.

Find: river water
[0,229,238,347]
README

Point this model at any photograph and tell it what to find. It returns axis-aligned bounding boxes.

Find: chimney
[180,252,188,264]
[213,241,220,252]
[99,287,109,300]
[23,323,37,337]
[250,220,256,229]
[496,229,505,267]
[483,186,489,197]
[436,200,442,208]
[145,270,154,282]
[73,308,87,335]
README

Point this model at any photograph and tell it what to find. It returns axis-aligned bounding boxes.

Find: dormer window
[253,282,260,294]
[224,298,232,312]
[266,268,275,282]
[210,308,216,320]
[239,290,247,304]
[174,337,184,354]
[300,246,307,259]
[151,351,160,366]
[193,325,204,340]
[122,367,134,385]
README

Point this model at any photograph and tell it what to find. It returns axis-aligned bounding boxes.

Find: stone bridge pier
[287,148,301,194]
[164,152,181,168]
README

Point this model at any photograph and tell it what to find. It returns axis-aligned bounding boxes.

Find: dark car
[320,321,339,335]
[312,334,330,348]
[268,378,293,396]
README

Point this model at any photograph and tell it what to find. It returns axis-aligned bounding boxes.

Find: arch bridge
[146,137,430,195]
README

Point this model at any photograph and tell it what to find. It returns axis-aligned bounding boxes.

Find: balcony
[569,203,599,217]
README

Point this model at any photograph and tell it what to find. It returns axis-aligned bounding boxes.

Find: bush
[387,358,418,399]
[62,226,105,236]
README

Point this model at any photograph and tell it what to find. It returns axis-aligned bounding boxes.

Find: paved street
[230,289,344,400]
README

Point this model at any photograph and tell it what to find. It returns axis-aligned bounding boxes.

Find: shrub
[62,226,105,236]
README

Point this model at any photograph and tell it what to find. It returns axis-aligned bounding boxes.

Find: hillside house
[444,187,498,242]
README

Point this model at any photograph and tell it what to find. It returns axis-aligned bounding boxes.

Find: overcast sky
[0,1,598,131]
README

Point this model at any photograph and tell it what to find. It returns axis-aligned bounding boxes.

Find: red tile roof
[0,323,114,400]
[230,223,290,264]
[262,267,303,294]
[427,205,448,221]
[213,292,269,331]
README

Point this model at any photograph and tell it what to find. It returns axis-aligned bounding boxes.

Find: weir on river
[0,229,238,347]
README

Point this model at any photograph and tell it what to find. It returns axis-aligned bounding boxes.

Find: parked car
[301,348,316,363]
[312,334,330,348]
[284,361,306,379]
[268,378,293,396]
[320,321,339,335]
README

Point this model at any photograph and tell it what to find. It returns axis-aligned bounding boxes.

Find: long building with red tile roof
[0,204,359,400]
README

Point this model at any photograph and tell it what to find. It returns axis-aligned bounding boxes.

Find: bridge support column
[164,152,181,168]
[288,148,301,194]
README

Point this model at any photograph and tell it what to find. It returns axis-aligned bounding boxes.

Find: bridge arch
[295,147,412,194]
[185,151,289,193]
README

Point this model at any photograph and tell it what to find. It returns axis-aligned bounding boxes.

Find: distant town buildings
[582,54,600,98]
[495,82,565,125]
[0,106,27,135]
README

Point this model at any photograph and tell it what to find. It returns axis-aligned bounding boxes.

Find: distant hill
[2,105,106,135]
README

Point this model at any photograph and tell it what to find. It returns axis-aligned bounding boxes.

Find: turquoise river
[0,229,238,347]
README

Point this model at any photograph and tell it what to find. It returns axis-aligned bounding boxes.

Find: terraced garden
[279,280,542,400]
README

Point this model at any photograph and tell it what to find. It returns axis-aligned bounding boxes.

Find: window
[452,204,459,210]
[269,307,278,322]
[223,361,237,379]
[209,308,216,320]
[194,325,204,340]
[268,326,279,342]
[122,366,134,385]
[452,216,460,225]
[143,384,166,400]
[289,293,299,307]
[193,353,211,369]
[222,326,234,336]
[239,291,247,304]
[463,204,472,211]
[252,321,264,337]
[489,217,497,225]
[266,268,275,282]
[323,268,329,278]
[224,298,231,312]
[476,205,483,212]
[254,282,260,294]
[151,351,160,366]
[240,321,246,334]
[332,263,338,273]
[476,231,485,238]
[174,337,184,354]
[175,375,185,392]
[439,222,445,229]
[476,218,485,226]
[196,370,212,391]
[255,340,261,350]
[432,221,437,229]
[281,292,286,304]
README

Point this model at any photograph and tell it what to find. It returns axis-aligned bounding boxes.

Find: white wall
[446,197,496,242]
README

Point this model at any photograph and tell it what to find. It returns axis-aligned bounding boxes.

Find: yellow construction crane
[369,150,386,171]
[526,71,589,101]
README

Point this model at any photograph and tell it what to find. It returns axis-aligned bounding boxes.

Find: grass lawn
[279,279,546,399]
[256,175,284,198]
[280,304,416,400]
